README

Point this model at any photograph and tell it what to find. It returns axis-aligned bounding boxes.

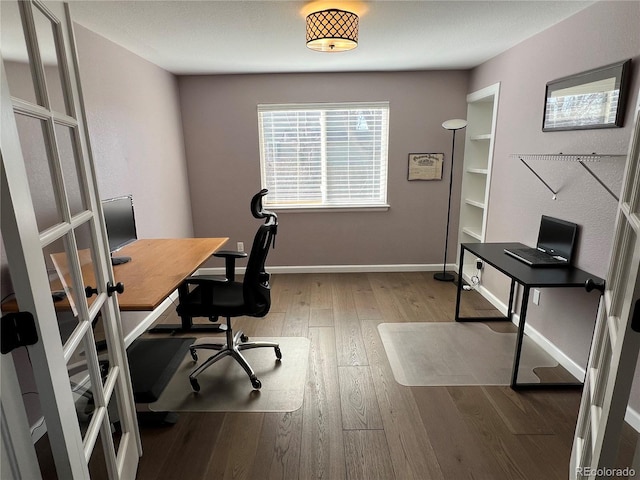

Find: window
[258,102,390,209]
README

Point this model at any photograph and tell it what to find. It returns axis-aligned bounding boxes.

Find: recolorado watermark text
[576,467,636,477]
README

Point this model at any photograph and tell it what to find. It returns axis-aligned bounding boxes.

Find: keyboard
[503,247,568,267]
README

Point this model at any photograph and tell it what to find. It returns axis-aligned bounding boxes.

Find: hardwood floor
[38,272,639,479]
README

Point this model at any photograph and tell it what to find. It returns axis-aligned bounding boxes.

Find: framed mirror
[543,59,631,131]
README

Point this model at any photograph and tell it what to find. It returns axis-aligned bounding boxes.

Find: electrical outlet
[533,289,541,305]
[476,259,483,270]
[237,241,244,252]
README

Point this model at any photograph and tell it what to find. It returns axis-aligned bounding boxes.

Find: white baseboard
[514,313,586,381]
[460,274,586,380]
[625,406,640,433]
[477,284,510,317]
[466,276,640,434]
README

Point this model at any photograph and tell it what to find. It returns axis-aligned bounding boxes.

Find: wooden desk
[456,242,604,389]
[1,238,228,313]
[111,238,227,310]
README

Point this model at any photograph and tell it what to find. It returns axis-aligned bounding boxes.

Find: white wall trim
[462,276,586,379]
[477,284,509,316]
[465,274,639,433]
[514,313,586,381]
[625,406,640,433]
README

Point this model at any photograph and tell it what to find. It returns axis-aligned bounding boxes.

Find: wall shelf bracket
[510,153,625,201]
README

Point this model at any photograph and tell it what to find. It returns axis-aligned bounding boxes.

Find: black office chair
[176,189,281,391]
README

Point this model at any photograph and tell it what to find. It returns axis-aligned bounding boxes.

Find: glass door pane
[14,113,63,232]
[1,1,39,104]
[55,124,87,216]
[32,2,70,115]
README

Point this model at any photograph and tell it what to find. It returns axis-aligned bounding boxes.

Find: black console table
[455,242,604,389]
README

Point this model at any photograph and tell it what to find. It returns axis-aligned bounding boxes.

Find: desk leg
[454,246,465,321]
[455,247,509,323]
[510,286,583,390]
[511,285,530,388]
[507,279,516,321]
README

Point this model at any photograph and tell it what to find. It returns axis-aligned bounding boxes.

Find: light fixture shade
[442,119,468,130]
[306,9,359,52]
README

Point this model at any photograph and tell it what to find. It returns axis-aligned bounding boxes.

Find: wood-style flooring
[40,272,638,479]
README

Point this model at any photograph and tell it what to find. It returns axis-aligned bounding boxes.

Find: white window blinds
[258,102,389,209]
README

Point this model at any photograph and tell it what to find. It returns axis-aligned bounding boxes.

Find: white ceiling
[22,1,598,75]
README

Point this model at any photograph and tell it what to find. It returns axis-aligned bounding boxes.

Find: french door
[1,1,140,478]
[570,90,640,478]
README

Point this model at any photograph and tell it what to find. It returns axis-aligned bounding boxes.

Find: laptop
[503,215,579,267]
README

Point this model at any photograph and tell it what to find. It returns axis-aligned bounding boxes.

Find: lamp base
[433,272,455,282]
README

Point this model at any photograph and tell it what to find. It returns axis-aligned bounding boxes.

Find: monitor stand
[111,256,131,266]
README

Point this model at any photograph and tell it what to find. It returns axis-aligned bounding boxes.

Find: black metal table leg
[455,246,510,323]
[507,279,516,321]
[454,246,465,321]
[511,285,530,387]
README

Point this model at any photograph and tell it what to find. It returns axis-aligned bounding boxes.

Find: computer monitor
[102,195,137,265]
[536,215,579,263]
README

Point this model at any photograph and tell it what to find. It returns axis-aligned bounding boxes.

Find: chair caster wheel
[240,334,249,343]
[250,376,262,390]
[190,348,198,361]
[190,378,200,392]
[274,346,282,360]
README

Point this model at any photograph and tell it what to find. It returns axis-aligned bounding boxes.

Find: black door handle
[585,278,605,293]
[107,282,125,297]
[85,285,98,298]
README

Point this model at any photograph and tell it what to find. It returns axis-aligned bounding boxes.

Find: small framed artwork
[408,153,444,181]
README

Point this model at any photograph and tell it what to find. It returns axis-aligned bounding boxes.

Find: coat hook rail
[510,153,625,201]
[519,157,558,199]
[578,162,619,202]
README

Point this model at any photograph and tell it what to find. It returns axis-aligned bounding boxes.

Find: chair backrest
[243,190,278,317]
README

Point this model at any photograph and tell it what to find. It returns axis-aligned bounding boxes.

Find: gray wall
[1,24,194,426]
[1,26,193,292]
[74,24,194,239]
[469,1,640,411]
[178,71,469,268]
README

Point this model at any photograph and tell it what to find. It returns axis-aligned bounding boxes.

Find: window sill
[268,204,390,213]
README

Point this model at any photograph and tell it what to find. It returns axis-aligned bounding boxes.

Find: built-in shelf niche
[457,83,500,282]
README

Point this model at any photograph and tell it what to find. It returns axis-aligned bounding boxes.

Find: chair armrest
[213,250,248,259]
[213,250,248,281]
[183,275,228,286]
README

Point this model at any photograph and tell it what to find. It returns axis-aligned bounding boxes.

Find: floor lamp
[434,118,468,282]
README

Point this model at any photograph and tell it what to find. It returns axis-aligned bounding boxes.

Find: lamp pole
[434,119,467,282]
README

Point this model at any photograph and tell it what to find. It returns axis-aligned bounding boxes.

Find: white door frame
[571,89,640,479]
[1,350,43,480]
[1,1,140,478]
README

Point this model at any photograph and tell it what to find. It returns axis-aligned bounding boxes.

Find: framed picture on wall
[408,153,444,180]
[542,59,631,131]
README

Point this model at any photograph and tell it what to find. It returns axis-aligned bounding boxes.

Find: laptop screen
[536,215,579,262]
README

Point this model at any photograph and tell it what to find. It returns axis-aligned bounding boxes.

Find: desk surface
[112,238,227,310]
[462,242,604,288]
[1,237,228,313]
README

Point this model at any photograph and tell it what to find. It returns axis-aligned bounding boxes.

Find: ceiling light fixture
[306,8,359,52]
